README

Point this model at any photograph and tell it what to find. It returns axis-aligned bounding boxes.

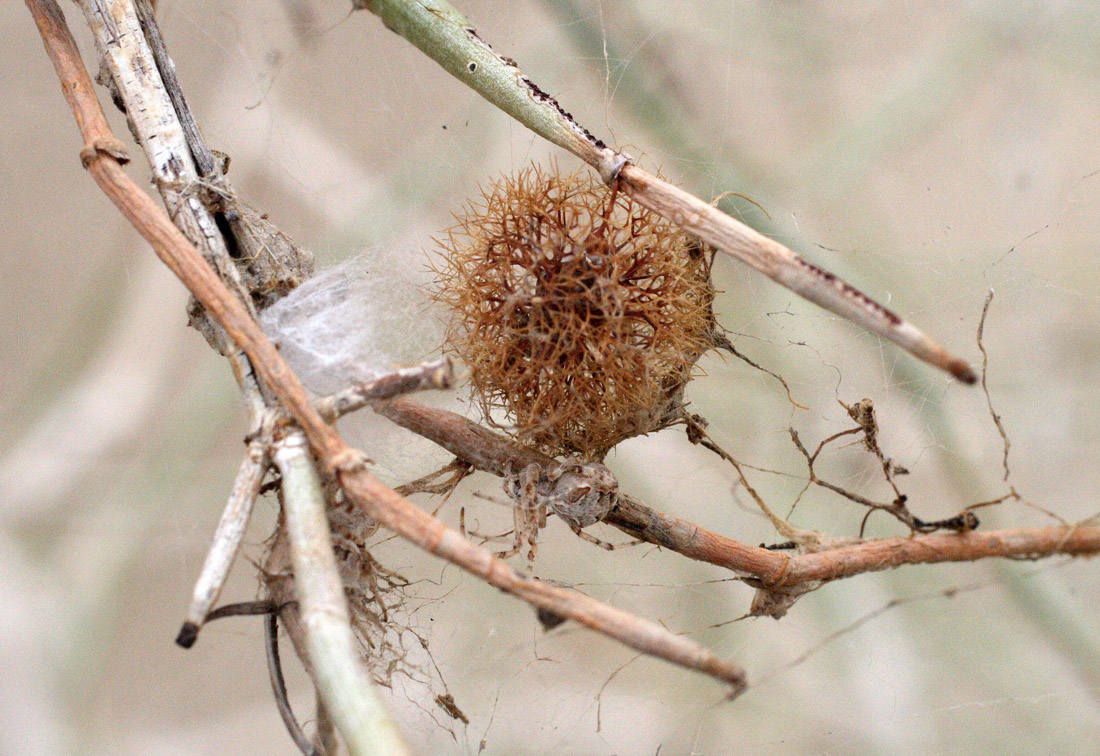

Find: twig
[355,0,976,384]
[204,600,277,621]
[275,432,411,756]
[316,357,455,422]
[975,292,1066,525]
[777,527,1100,585]
[186,599,317,753]
[177,438,270,648]
[80,0,313,417]
[131,0,217,176]
[28,0,748,691]
[978,290,1012,482]
[788,419,976,538]
[373,397,1100,586]
[265,608,320,756]
[134,0,316,322]
[75,0,254,313]
[712,332,807,410]
[75,0,272,438]
[28,0,340,456]
[684,414,817,544]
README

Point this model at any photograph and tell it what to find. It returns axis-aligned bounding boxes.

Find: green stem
[362,0,610,166]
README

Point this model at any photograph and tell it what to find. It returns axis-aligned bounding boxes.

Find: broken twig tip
[175,621,200,649]
[952,361,979,385]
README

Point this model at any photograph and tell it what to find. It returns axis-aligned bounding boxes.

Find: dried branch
[275,433,411,756]
[355,0,977,384]
[978,290,1013,482]
[27,0,747,693]
[778,527,1100,584]
[75,0,251,310]
[787,415,978,538]
[373,397,1100,588]
[181,599,319,751]
[264,608,319,756]
[177,438,270,648]
[130,0,218,176]
[375,397,786,578]
[316,357,455,422]
[80,0,313,357]
[74,0,276,437]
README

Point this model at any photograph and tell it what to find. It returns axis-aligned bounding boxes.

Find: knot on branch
[597,149,631,186]
[326,446,372,476]
[79,137,129,167]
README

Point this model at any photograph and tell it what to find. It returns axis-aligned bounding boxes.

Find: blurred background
[3,1,1099,754]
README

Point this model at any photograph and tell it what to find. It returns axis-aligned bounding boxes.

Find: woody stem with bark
[374,397,1100,586]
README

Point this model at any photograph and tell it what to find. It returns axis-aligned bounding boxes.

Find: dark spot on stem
[461,24,607,151]
[794,256,902,326]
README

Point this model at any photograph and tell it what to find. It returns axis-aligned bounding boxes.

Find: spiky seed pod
[433,165,717,460]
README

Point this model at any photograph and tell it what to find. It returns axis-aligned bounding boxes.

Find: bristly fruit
[433,164,718,460]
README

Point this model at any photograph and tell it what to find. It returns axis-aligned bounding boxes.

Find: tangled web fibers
[259,255,454,486]
[433,165,718,459]
[259,255,442,396]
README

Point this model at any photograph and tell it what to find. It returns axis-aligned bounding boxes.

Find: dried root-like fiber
[433,164,718,459]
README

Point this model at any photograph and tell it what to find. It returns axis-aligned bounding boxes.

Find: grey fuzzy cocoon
[260,253,452,484]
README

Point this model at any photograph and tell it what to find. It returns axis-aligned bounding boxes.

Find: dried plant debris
[434,164,719,459]
[327,495,455,710]
[263,481,458,734]
[188,202,315,353]
[222,203,316,312]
